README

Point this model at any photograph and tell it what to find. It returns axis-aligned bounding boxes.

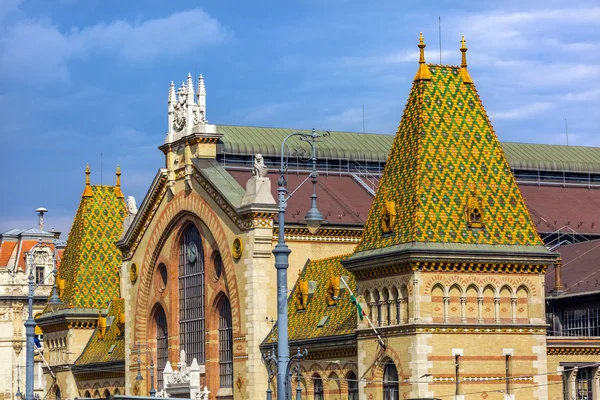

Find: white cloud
[562,88,600,102]
[490,102,555,120]
[0,8,230,84]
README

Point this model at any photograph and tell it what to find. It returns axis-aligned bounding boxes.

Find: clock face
[187,241,198,264]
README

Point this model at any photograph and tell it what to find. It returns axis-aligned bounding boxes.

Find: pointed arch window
[155,305,168,390]
[347,371,359,400]
[55,387,61,400]
[179,224,205,363]
[313,374,323,400]
[218,296,233,388]
[383,361,399,400]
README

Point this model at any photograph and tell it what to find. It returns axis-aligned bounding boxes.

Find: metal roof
[216,125,600,173]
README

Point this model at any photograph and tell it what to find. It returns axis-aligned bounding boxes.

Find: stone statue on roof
[173,85,187,132]
[253,154,268,178]
[121,196,138,238]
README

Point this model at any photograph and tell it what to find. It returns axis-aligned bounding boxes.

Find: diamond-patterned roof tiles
[355,64,544,254]
[265,254,357,344]
[75,298,125,366]
[48,185,126,311]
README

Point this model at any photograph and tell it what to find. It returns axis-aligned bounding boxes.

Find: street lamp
[273,128,326,400]
[16,364,23,400]
[25,239,62,400]
[134,343,156,397]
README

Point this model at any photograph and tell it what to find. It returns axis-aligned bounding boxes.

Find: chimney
[36,207,48,231]
[553,255,564,293]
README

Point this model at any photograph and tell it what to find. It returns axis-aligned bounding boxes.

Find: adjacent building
[0,213,66,400]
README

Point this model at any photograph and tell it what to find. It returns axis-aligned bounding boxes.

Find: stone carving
[173,86,188,132]
[0,308,9,321]
[122,196,138,236]
[253,154,268,178]
[159,350,208,399]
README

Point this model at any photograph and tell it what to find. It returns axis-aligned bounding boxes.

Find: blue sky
[1,0,598,237]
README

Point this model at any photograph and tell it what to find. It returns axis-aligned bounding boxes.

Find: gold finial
[115,165,124,198]
[83,164,93,197]
[460,35,473,84]
[414,32,431,81]
[116,165,121,187]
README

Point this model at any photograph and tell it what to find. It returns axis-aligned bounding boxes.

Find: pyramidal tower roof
[47,166,126,312]
[352,34,546,258]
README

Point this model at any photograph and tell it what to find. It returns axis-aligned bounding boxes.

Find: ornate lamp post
[273,129,326,400]
[25,239,62,400]
[134,343,156,397]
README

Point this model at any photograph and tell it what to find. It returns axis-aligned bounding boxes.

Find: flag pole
[340,277,386,349]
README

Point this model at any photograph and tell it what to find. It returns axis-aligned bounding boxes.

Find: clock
[130,263,138,284]
[232,238,243,261]
[187,241,199,264]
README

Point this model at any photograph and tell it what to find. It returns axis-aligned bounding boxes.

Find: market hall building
[36,34,600,400]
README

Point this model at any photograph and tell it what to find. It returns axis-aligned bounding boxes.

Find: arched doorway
[179,224,205,363]
[218,296,233,389]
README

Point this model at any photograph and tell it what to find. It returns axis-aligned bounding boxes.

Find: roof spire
[413,32,432,81]
[168,81,175,104]
[115,165,124,198]
[83,164,93,197]
[460,36,473,84]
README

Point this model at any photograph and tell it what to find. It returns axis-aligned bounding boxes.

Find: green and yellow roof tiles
[75,298,125,366]
[266,254,357,344]
[355,63,543,254]
[49,185,126,312]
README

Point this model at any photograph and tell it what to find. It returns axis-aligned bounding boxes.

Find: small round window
[213,252,223,280]
[157,263,168,292]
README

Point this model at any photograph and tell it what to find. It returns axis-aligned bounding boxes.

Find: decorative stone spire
[83,164,93,197]
[460,36,473,84]
[196,74,206,124]
[168,81,176,104]
[186,73,195,101]
[413,32,432,82]
[115,165,124,198]
[197,74,206,99]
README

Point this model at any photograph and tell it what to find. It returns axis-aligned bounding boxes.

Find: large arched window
[155,305,168,390]
[383,361,399,400]
[179,224,205,363]
[218,296,233,388]
[347,371,358,400]
[313,374,323,400]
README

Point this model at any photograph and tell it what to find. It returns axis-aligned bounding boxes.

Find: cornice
[354,261,547,280]
[547,347,600,355]
[356,324,547,337]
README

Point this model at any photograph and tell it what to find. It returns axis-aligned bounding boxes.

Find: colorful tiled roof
[50,185,126,311]
[355,57,543,253]
[265,254,357,344]
[0,241,17,267]
[75,298,125,366]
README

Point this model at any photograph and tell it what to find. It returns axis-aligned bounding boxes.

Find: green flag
[350,294,366,321]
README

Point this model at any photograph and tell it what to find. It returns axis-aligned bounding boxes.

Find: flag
[350,294,366,320]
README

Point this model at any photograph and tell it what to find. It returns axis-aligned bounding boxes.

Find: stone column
[443,297,450,323]
[460,297,467,323]
[379,301,387,326]
[477,297,484,323]
[494,298,501,323]
[413,274,420,323]
[510,298,517,324]
[592,366,600,400]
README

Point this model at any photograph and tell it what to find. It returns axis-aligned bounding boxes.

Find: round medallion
[187,241,199,264]
[130,263,138,284]
[232,238,243,261]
